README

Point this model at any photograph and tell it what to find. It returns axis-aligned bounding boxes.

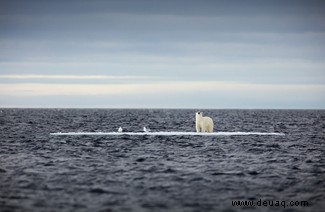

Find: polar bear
[195,111,214,133]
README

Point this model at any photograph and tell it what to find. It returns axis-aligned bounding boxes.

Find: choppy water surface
[0,109,324,212]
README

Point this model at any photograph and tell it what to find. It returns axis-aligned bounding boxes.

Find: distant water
[0,109,324,212]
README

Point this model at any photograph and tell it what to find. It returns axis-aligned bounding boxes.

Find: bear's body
[195,112,214,133]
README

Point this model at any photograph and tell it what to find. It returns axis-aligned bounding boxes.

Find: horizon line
[0,106,324,110]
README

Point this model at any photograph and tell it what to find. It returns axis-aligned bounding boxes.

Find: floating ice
[50,131,285,136]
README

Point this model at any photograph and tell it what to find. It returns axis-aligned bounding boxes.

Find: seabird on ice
[143,127,150,132]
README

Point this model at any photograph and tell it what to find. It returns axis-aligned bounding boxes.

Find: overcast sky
[1,0,325,108]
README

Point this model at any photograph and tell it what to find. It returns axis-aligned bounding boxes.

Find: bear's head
[196,111,203,118]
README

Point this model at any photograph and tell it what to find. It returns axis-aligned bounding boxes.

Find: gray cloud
[1,0,325,108]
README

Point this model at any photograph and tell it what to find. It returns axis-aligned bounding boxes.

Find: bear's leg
[202,124,208,133]
[196,125,200,132]
[204,124,212,133]
[199,125,203,132]
[207,124,213,133]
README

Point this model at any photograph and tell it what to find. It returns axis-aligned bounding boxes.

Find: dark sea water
[0,109,324,212]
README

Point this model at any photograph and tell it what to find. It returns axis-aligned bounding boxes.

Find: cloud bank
[0,0,324,108]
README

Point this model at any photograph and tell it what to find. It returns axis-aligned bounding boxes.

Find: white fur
[195,112,214,133]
